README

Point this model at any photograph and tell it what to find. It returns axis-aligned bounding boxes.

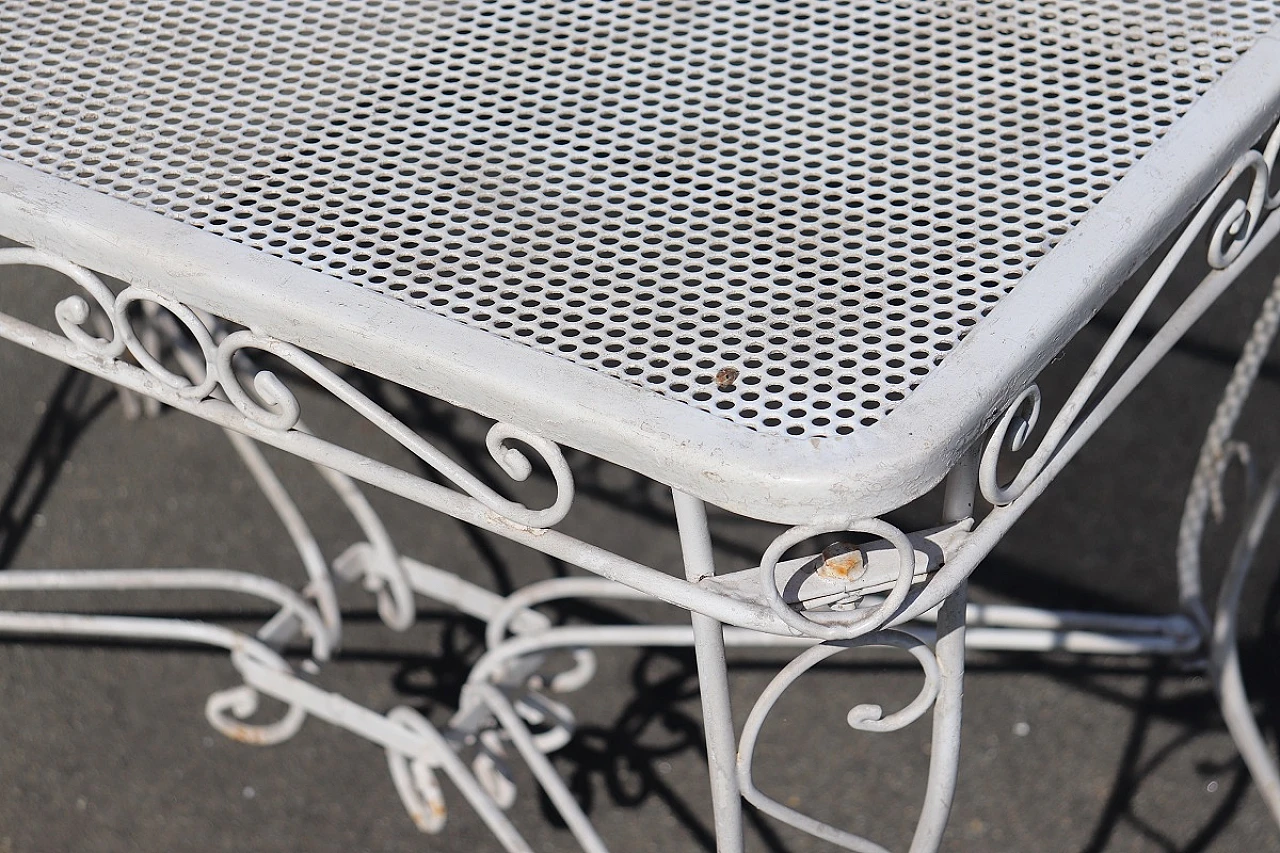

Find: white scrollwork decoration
[114,286,221,399]
[205,681,309,747]
[0,248,575,530]
[215,331,575,529]
[758,517,917,640]
[0,248,121,357]
[736,630,941,853]
[386,706,451,834]
[204,645,309,747]
[980,122,1280,508]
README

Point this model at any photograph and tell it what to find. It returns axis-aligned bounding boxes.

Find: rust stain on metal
[408,801,446,832]
[817,542,864,581]
[714,366,739,389]
[410,808,440,833]
[225,724,271,746]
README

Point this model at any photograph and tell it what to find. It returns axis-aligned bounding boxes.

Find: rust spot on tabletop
[817,542,864,581]
[714,366,739,390]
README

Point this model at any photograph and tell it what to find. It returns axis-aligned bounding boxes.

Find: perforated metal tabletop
[2,0,1280,520]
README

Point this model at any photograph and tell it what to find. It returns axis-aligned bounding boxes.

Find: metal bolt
[817,541,865,581]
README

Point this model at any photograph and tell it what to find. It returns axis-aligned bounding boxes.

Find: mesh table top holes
[3,0,1275,441]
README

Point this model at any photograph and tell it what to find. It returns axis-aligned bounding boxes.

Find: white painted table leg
[674,489,745,853]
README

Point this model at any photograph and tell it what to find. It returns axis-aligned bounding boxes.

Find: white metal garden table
[2,1,1280,850]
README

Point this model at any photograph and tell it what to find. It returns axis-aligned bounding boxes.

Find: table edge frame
[1,25,1278,524]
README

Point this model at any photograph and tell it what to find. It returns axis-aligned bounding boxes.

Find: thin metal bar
[0,568,331,660]
[222,430,343,641]
[897,203,1280,624]
[0,609,274,656]
[229,655,536,853]
[312,459,415,631]
[945,605,1195,636]
[942,446,980,522]
[477,576,1199,651]
[909,585,965,853]
[0,311,793,634]
[927,626,1197,655]
[464,623,1199,692]
[1212,464,1280,826]
[910,445,977,852]
[673,489,744,853]
[476,685,611,853]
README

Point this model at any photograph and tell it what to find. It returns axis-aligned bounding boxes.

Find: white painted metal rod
[0,313,788,636]
[898,205,1280,624]
[0,570,331,659]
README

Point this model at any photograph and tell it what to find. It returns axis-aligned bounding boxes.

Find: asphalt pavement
[1,242,1280,852]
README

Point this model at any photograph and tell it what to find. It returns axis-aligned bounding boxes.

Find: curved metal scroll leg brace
[673,489,745,853]
[1213,464,1280,826]
[1177,269,1280,635]
[160,311,415,637]
[1177,264,1280,830]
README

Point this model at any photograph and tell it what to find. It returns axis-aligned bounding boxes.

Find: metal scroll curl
[736,630,941,853]
[214,331,576,529]
[0,247,577,531]
[0,247,123,358]
[205,679,309,747]
[113,286,222,399]
[385,706,451,833]
[980,123,1280,508]
[758,517,918,640]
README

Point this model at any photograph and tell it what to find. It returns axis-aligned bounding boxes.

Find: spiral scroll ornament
[758,517,918,640]
[980,123,1280,508]
[736,631,941,852]
[0,247,576,530]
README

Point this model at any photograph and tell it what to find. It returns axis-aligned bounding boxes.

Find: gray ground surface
[2,241,1280,853]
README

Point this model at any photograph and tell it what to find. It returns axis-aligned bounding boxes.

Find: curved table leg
[1212,464,1280,825]
[909,444,977,852]
[910,583,966,853]
[1177,262,1280,832]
